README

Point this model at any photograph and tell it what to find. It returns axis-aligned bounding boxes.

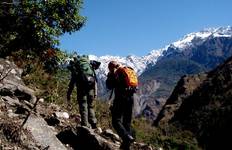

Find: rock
[96,127,103,134]
[101,129,120,142]
[75,126,120,150]
[2,96,21,106]
[0,58,23,84]
[7,111,19,118]
[49,103,61,111]
[0,58,36,104]
[55,112,69,119]
[24,114,67,150]
[39,98,44,103]
[1,79,36,103]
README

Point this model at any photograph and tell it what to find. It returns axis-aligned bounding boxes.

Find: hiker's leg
[123,95,134,134]
[77,93,88,127]
[87,88,97,128]
[121,95,135,150]
[67,77,75,101]
[112,97,128,140]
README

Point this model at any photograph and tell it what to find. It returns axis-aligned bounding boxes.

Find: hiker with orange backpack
[106,61,138,150]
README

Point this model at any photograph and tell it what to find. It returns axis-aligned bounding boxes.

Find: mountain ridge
[90,26,232,75]
[88,26,232,83]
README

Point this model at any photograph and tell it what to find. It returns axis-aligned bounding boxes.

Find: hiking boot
[120,134,134,150]
[91,123,97,129]
[126,134,135,143]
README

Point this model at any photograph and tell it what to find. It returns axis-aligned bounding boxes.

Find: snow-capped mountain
[89,48,165,77]
[171,26,232,50]
[87,49,166,99]
[138,26,232,119]
[90,26,232,80]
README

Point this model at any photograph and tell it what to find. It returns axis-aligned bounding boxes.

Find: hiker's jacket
[106,69,133,97]
[106,71,116,90]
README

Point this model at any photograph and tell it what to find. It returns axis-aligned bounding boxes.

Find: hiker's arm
[94,81,97,99]
[106,72,115,90]
[66,74,76,103]
[67,60,76,71]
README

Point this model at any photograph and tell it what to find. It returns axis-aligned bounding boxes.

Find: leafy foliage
[0,0,86,57]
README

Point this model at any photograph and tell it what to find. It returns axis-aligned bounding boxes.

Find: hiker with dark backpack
[67,54,100,129]
[106,61,138,150]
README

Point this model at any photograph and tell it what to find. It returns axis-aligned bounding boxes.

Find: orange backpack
[116,66,138,88]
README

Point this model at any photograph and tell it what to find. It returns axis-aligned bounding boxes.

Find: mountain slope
[154,55,232,149]
[138,26,232,119]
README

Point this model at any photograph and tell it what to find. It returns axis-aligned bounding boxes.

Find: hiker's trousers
[111,92,134,142]
[77,87,97,127]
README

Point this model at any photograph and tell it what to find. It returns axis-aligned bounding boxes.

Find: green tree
[0,0,86,57]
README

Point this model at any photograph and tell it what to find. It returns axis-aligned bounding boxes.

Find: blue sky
[59,0,232,57]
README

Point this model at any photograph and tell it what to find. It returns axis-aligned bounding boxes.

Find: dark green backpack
[75,55,95,87]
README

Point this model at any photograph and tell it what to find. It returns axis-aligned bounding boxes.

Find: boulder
[24,114,67,150]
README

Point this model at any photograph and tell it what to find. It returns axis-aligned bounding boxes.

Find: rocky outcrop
[0,58,36,104]
[154,73,207,126]
[0,58,23,84]
[134,79,161,118]
[25,114,68,150]
[154,56,232,149]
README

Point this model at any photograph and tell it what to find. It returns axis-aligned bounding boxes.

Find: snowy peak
[171,26,232,50]
[143,48,166,64]
[86,26,232,79]
[89,48,165,77]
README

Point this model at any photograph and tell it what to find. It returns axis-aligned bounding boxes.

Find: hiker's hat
[91,60,101,70]
[108,61,120,70]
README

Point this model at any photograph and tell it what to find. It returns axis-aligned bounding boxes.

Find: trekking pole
[109,89,114,100]
[108,89,114,105]
[9,97,40,140]
[20,97,40,129]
